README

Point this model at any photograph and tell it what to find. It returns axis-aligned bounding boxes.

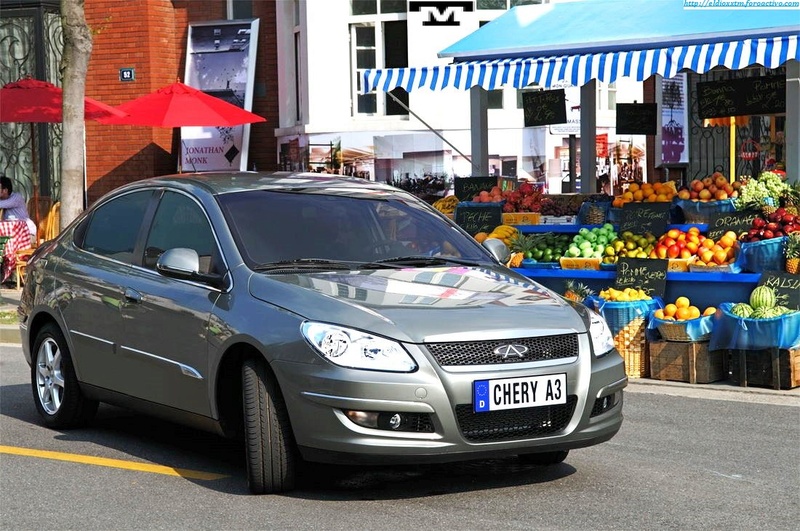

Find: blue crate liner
[709,302,800,350]
[521,259,560,269]
[647,313,714,342]
[733,236,786,273]
[599,262,617,271]
[584,295,664,335]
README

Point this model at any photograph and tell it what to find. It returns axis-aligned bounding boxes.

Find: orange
[719,235,736,249]
[633,190,644,202]
[675,296,690,309]
[688,306,701,319]
[703,306,716,316]
[702,238,716,250]
[474,232,489,243]
[653,309,665,320]
[664,303,678,317]
[675,307,692,321]
[628,183,640,193]
[646,194,658,202]
[622,191,634,202]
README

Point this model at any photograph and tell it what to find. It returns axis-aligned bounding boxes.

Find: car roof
[126,171,399,196]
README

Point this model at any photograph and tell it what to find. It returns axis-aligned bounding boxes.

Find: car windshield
[217,188,492,269]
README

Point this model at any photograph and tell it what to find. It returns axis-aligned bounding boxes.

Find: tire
[518,450,569,466]
[242,357,297,494]
[31,322,98,428]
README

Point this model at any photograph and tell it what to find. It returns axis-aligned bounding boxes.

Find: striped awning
[362,34,798,93]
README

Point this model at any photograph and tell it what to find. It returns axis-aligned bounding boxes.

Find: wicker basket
[656,321,711,342]
[615,317,649,378]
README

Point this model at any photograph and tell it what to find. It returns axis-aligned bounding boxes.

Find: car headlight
[301,322,417,372]
[588,310,615,357]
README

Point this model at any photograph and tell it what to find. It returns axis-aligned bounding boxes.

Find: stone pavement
[1,287,797,398]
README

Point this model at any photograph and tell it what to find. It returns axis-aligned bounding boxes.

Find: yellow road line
[0,445,229,480]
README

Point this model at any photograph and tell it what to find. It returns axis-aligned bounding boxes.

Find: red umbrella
[98,81,266,127]
[0,78,126,122]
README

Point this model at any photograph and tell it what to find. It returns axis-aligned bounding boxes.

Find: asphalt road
[1,343,798,531]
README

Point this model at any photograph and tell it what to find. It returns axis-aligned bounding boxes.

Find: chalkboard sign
[615,257,668,298]
[616,103,657,135]
[454,204,502,236]
[697,76,786,119]
[619,202,671,236]
[454,176,498,201]
[757,270,800,311]
[707,208,759,241]
[523,89,567,127]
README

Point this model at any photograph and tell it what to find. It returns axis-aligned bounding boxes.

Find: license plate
[473,374,567,413]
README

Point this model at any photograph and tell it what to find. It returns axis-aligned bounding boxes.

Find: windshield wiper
[365,255,485,267]
[252,258,355,272]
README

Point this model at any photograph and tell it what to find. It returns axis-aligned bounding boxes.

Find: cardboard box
[502,212,540,225]
[649,340,725,384]
[727,348,800,390]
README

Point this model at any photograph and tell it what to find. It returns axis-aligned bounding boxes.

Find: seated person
[0,176,37,240]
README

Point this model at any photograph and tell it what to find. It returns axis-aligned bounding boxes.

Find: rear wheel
[31,323,98,428]
[518,450,569,466]
[241,357,297,494]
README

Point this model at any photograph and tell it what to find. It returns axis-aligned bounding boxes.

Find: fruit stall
[440,172,800,388]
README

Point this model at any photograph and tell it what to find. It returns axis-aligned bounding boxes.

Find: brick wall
[84,0,278,204]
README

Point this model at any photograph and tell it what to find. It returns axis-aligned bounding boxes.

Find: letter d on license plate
[473,374,567,413]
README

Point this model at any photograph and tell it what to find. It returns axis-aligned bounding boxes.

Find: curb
[0,324,20,344]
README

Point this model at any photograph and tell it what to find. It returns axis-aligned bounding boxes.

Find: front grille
[426,334,578,366]
[455,395,578,442]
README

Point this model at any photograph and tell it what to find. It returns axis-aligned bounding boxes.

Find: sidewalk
[2,288,798,397]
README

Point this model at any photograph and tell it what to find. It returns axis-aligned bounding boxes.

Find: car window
[218,189,489,267]
[81,190,153,263]
[143,191,220,274]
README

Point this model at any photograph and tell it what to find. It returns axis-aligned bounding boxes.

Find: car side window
[143,191,220,275]
[81,190,153,263]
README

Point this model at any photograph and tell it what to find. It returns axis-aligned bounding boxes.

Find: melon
[749,286,776,310]
[750,307,770,319]
[730,302,753,318]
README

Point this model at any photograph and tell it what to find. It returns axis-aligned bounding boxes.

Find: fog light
[388,413,402,430]
[345,410,379,428]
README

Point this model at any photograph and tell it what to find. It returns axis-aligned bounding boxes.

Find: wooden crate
[727,348,800,390]
[649,340,725,384]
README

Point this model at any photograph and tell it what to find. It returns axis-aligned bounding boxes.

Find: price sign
[616,103,657,135]
[697,76,786,119]
[706,209,759,241]
[619,202,671,236]
[453,176,498,201]
[615,257,668,298]
[757,270,800,311]
[522,89,567,127]
[454,204,502,236]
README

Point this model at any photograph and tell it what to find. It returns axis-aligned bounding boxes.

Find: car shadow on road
[3,384,576,499]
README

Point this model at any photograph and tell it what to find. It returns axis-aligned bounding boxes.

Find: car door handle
[123,287,142,304]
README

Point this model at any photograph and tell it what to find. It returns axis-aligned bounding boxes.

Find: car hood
[249,266,589,343]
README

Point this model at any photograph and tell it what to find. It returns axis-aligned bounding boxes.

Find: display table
[514,267,761,310]
[0,220,32,283]
[516,223,709,234]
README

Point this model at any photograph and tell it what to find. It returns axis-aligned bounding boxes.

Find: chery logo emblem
[493,344,529,359]
[409,1,474,26]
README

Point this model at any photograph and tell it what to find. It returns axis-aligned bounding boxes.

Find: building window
[598,82,617,111]
[488,89,504,109]
[228,0,252,19]
[350,5,408,117]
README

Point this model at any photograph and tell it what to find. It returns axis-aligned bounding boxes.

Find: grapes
[734,171,789,210]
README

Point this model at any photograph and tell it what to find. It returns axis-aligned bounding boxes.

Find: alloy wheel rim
[36,338,64,415]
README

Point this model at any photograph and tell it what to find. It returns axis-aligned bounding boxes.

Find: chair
[15,201,60,289]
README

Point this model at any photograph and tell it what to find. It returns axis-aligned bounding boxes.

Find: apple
[766,222,780,232]
[762,229,774,239]
[667,244,680,258]
[680,248,693,259]
[774,231,784,238]
[655,244,668,259]
[698,189,712,200]
[691,180,705,192]
[752,217,766,229]
[782,214,795,225]
[667,228,681,240]
[702,177,714,188]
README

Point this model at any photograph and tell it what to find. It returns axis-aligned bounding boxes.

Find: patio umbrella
[0,78,127,220]
[0,78,126,123]
[98,81,266,127]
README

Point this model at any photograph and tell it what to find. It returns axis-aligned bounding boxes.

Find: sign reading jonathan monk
[522,89,567,127]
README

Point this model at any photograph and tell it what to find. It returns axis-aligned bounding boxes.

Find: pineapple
[781,182,800,216]
[786,232,800,274]
[508,233,537,255]
[564,280,595,303]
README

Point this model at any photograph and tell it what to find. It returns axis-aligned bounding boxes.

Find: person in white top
[0,176,38,239]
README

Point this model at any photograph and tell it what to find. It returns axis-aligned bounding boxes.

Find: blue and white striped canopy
[363,34,798,93]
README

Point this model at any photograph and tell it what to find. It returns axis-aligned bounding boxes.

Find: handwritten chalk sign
[619,202,671,236]
[697,76,786,119]
[707,209,759,241]
[523,89,567,127]
[454,176,498,201]
[454,204,503,236]
[757,270,800,311]
[615,257,668,298]
[616,103,657,135]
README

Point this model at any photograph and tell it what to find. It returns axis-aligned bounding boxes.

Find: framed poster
[656,73,689,165]
[182,18,260,172]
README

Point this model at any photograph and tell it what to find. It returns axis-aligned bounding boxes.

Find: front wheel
[241,357,297,494]
[518,450,569,466]
[31,322,98,428]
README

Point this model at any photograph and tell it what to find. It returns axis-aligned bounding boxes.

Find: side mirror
[156,248,225,288]
[482,237,510,264]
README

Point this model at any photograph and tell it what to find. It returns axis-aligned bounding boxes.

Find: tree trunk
[60,0,92,229]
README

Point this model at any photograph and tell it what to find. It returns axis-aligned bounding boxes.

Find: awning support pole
[580,80,597,190]
[386,91,481,175]
[786,59,799,185]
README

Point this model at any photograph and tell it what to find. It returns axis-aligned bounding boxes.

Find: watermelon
[730,302,753,318]
[749,286,776,310]
[750,307,770,319]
